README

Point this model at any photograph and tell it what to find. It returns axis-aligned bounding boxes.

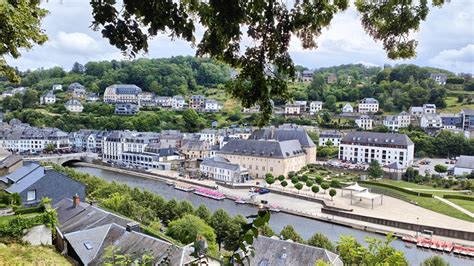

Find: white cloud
[52,32,101,54]
[430,44,474,73]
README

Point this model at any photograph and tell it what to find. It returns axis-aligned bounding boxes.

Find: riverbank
[73,162,473,246]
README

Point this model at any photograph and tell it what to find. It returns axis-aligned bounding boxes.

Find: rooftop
[341,132,414,147]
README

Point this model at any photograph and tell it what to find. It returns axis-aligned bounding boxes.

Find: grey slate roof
[2,162,42,183]
[360,98,378,104]
[249,128,315,147]
[462,109,474,116]
[201,157,244,172]
[109,84,142,94]
[455,156,474,170]
[320,130,342,138]
[341,132,414,147]
[247,236,343,266]
[219,139,304,159]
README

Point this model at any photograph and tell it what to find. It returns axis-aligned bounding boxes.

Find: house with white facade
[40,91,56,105]
[103,84,142,103]
[423,104,436,114]
[339,132,414,168]
[358,98,379,113]
[64,99,83,113]
[189,95,206,110]
[420,113,442,129]
[156,96,172,107]
[409,106,424,117]
[204,99,220,112]
[52,84,63,91]
[383,111,411,131]
[137,92,155,106]
[309,101,323,114]
[102,131,160,163]
[172,95,186,109]
[355,115,373,130]
[342,103,353,113]
[86,93,100,102]
[301,70,313,83]
[454,156,474,176]
[67,83,87,98]
[319,130,342,146]
[200,156,249,183]
[285,104,301,115]
[114,103,140,115]
[430,73,447,85]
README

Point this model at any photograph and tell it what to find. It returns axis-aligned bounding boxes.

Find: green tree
[434,164,448,174]
[329,189,337,200]
[301,175,309,182]
[294,183,303,194]
[306,180,314,189]
[183,109,206,132]
[177,200,194,218]
[280,225,304,243]
[421,256,450,266]
[281,180,288,190]
[307,233,335,252]
[311,185,320,196]
[71,62,85,74]
[166,214,217,253]
[368,160,384,179]
[315,176,323,185]
[325,139,333,147]
[210,209,232,250]
[258,223,275,237]
[321,183,330,194]
[22,89,39,108]
[194,204,212,223]
[277,175,285,182]
[8,98,23,111]
[291,176,299,185]
[43,143,56,153]
[324,95,337,111]
[265,175,275,187]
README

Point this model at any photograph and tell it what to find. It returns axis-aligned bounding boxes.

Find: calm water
[73,166,473,265]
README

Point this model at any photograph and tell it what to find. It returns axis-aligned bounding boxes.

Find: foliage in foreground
[0,243,71,265]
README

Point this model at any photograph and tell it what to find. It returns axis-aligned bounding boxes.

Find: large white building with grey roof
[200,156,249,183]
[339,132,414,168]
[103,84,143,103]
[358,98,379,113]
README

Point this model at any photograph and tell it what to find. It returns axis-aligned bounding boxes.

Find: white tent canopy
[352,190,383,209]
[341,182,367,197]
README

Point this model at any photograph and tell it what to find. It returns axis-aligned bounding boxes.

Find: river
[72,166,472,265]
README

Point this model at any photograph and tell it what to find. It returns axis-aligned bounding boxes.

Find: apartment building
[300,70,313,82]
[189,95,206,110]
[172,95,186,109]
[355,115,373,130]
[200,156,249,183]
[156,96,172,107]
[102,131,160,161]
[383,111,411,131]
[358,98,379,113]
[420,113,442,129]
[204,99,220,112]
[319,130,342,146]
[285,104,301,115]
[339,132,414,168]
[64,99,83,113]
[309,101,323,114]
[103,84,142,103]
[67,83,86,98]
[461,109,474,130]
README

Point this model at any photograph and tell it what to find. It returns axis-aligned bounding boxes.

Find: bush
[442,194,474,201]
[15,205,45,215]
[330,180,341,188]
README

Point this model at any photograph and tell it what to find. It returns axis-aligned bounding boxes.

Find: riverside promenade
[74,162,474,245]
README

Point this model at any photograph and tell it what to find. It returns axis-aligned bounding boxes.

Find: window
[27,190,36,202]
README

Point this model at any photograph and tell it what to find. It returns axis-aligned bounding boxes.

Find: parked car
[258,188,270,195]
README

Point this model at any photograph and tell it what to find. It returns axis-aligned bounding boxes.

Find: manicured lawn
[438,96,474,113]
[0,243,71,265]
[447,198,474,213]
[362,183,474,222]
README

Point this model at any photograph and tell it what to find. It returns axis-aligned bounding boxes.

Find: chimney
[73,193,80,208]
[126,222,140,233]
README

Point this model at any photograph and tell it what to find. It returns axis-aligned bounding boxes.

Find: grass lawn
[0,213,41,226]
[446,198,474,213]
[438,96,474,113]
[0,243,71,265]
[362,183,474,222]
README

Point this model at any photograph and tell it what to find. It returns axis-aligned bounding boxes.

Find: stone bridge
[23,152,99,165]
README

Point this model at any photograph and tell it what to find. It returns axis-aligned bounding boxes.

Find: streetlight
[416,217,419,237]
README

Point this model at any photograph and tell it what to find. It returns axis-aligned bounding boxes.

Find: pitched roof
[247,236,343,266]
[219,139,304,159]
[455,156,474,170]
[2,162,42,183]
[201,157,244,172]
[360,98,378,104]
[249,128,315,147]
[108,84,142,94]
[341,132,414,147]
[462,109,474,116]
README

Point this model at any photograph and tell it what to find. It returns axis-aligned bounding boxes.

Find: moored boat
[235,198,246,204]
[193,187,226,200]
[174,184,195,192]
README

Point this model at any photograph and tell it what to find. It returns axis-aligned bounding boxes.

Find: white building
[204,99,220,112]
[156,96,172,107]
[64,99,83,113]
[200,156,249,183]
[102,131,161,162]
[409,106,424,117]
[103,84,142,103]
[342,103,353,113]
[67,83,86,98]
[430,73,447,85]
[309,101,323,114]
[355,115,373,130]
[172,95,186,109]
[339,132,414,168]
[358,98,379,113]
[40,92,56,105]
[301,70,313,83]
[285,104,301,115]
[198,129,218,145]
[137,92,155,106]
[383,111,411,131]
[454,156,474,176]
[52,84,63,91]
[86,93,100,102]
[319,130,342,146]
[423,104,436,114]
[420,113,442,129]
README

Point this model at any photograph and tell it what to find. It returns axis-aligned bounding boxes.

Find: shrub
[442,194,474,201]
[15,205,45,215]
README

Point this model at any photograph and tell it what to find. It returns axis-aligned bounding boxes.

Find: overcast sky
[8,0,474,74]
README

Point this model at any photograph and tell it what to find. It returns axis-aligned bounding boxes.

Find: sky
[8,0,474,74]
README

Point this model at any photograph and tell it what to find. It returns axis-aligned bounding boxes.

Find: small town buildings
[200,156,249,183]
[285,104,301,115]
[309,101,323,114]
[114,103,140,115]
[137,92,155,106]
[69,129,105,152]
[454,156,474,176]
[423,104,436,114]
[1,162,85,206]
[243,105,260,113]
[198,129,219,145]
[156,96,172,107]
[383,111,411,131]
[339,131,415,168]
[180,140,211,160]
[325,73,337,84]
[1,90,14,99]
[358,98,379,113]
[53,197,196,265]
[86,93,100,102]
[319,130,342,146]
[248,236,343,266]
[67,83,86,98]
[52,84,63,91]
[189,95,206,110]
[159,130,185,149]
[440,113,463,129]
[420,113,442,129]
[430,73,447,85]
[40,91,56,105]
[461,109,474,130]
[0,149,22,176]
[64,99,84,113]
[103,84,142,103]
[301,70,314,82]
[342,103,353,113]
[204,99,220,112]
[172,95,186,109]
[102,131,160,162]
[355,115,373,130]
[409,106,424,117]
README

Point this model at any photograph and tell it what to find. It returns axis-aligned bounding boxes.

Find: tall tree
[368,160,384,179]
[71,62,85,74]
[307,233,335,252]
[210,208,232,250]
[280,225,304,243]
[166,214,217,253]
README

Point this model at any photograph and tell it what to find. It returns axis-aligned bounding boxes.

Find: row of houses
[283,98,377,115]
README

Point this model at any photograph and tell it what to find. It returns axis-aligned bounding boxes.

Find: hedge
[442,194,474,201]
[359,181,433,198]
[14,205,45,215]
